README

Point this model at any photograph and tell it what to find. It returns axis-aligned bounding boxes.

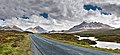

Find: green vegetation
[39,33,120,53]
[74,29,120,43]
[40,33,96,45]
[0,30,31,55]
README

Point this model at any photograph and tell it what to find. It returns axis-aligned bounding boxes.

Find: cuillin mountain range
[69,21,114,31]
[0,22,115,33]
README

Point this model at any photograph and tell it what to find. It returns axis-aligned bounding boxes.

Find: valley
[39,32,120,53]
[0,27,120,55]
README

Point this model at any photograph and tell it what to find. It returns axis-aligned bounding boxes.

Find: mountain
[0,26,2,29]
[0,25,23,31]
[69,21,114,31]
[26,26,46,33]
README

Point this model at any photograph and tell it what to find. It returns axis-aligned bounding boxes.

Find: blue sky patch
[39,12,48,19]
[84,4,112,15]
[84,4,102,11]
[101,12,111,15]
[0,18,5,21]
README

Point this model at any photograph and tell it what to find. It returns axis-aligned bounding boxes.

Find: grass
[0,30,31,55]
[39,33,120,53]
[74,29,120,43]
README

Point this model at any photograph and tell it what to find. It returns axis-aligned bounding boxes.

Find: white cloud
[0,0,120,31]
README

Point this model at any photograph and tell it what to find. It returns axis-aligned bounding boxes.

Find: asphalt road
[30,34,120,55]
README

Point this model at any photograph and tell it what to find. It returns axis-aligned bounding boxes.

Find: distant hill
[0,26,2,29]
[0,25,23,31]
[26,26,46,33]
[114,28,120,30]
[69,21,114,31]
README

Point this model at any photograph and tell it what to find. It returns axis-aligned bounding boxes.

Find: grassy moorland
[39,33,120,53]
[74,29,120,43]
[0,30,31,55]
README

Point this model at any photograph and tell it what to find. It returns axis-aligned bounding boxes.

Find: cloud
[100,4,120,17]
[0,0,120,31]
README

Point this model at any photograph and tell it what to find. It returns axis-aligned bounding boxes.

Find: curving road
[30,34,120,55]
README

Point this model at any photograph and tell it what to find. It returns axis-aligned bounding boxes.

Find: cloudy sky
[0,0,120,31]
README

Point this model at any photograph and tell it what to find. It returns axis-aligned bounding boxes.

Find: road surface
[30,34,120,55]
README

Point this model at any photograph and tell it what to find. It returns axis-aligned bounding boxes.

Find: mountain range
[0,25,46,33]
[0,25,23,31]
[69,21,114,31]
[0,22,116,33]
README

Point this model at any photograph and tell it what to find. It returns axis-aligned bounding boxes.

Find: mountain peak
[26,26,46,33]
[34,26,41,28]
[80,21,88,24]
[82,21,87,23]
[69,22,114,31]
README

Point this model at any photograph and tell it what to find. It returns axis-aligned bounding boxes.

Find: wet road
[30,34,120,55]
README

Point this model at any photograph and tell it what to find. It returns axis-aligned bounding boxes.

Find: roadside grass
[0,30,31,55]
[39,33,120,53]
